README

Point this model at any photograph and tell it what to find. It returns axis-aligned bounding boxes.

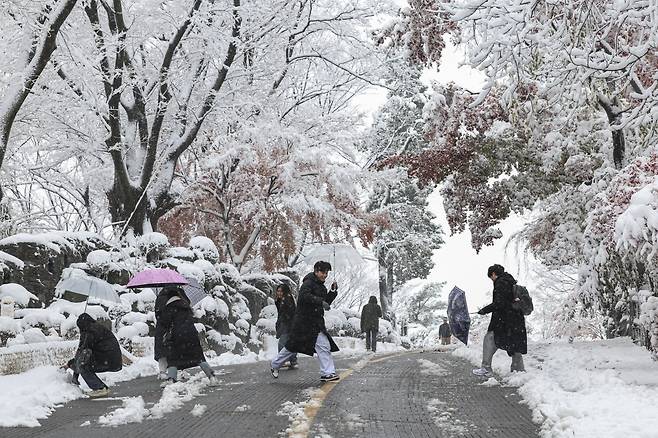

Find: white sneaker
[472,368,493,377]
[158,372,168,380]
[88,387,110,398]
[208,376,219,386]
[270,368,279,378]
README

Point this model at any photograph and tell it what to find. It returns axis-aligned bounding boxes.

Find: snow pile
[0,366,83,427]
[426,398,472,434]
[98,397,147,426]
[454,337,658,437]
[189,236,219,263]
[278,387,324,438]
[0,283,38,306]
[191,404,207,417]
[417,358,448,376]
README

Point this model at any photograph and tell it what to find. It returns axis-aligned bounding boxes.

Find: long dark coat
[360,297,381,332]
[275,294,296,338]
[479,272,527,355]
[153,289,173,361]
[285,272,339,356]
[438,322,451,338]
[75,313,122,372]
[160,296,206,369]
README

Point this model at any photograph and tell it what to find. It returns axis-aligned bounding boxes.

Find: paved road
[3,350,538,438]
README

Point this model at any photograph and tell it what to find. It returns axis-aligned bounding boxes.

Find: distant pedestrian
[360,296,382,353]
[270,261,340,382]
[275,283,298,368]
[159,287,218,387]
[438,317,451,345]
[473,264,527,377]
[64,313,122,398]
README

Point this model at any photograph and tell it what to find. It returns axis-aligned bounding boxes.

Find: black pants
[73,364,106,390]
[365,329,378,352]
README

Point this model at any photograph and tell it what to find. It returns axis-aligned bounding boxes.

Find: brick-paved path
[3,350,538,438]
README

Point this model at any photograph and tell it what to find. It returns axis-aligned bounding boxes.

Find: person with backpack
[360,296,382,352]
[472,264,528,377]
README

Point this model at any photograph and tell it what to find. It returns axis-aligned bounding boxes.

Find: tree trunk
[378,253,394,320]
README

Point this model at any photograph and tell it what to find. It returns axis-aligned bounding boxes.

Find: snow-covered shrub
[189,236,219,264]
[137,232,170,261]
[0,283,38,307]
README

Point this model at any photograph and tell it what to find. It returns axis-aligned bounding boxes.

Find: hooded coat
[285,272,339,356]
[360,296,382,332]
[275,293,296,339]
[75,313,122,372]
[153,287,175,361]
[479,272,527,355]
[159,292,206,369]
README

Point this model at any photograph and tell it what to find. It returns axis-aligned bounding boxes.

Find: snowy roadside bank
[0,336,403,428]
[454,338,658,438]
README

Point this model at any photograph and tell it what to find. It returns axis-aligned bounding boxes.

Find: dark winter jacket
[479,272,527,355]
[73,313,122,372]
[160,294,206,369]
[360,297,382,332]
[285,272,339,356]
[275,294,296,338]
[438,322,451,338]
[153,287,176,361]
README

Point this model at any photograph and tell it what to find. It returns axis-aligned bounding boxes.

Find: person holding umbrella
[63,313,122,398]
[275,283,298,369]
[159,287,218,386]
[270,261,340,382]
[472,264,527,377]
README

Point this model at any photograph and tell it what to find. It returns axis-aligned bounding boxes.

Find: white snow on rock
[22,328,48,344]
[454,337,658,437]
[0,250,24,268]
[0,283,38,306]
[98,396,147,426]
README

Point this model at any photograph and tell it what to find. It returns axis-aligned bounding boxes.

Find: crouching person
[65,313,122,398]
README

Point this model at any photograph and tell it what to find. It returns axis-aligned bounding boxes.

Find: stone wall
[0,341,78,375]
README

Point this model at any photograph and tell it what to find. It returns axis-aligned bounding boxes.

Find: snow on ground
[454,337,658,438]
[98,397,147,426]
[426,398,474,434]
[277,387,324,438]
[191,404,207,417]
[417,358,448,376]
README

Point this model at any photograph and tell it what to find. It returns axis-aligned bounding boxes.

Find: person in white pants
[270,261,340,382]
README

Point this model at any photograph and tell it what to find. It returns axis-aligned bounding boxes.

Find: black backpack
[512,284,534,316]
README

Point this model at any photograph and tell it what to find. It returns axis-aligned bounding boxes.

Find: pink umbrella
[126,268,189,289]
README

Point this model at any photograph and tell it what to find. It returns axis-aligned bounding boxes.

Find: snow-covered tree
[394,281,447,327]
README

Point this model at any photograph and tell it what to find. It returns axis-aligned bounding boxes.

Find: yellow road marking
[293,350,421,437]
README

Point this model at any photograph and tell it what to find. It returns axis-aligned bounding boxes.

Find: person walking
[275,283,298,369]
[159,287,218,386]
[360,296,381,353]
[473,264,527,377]
[438,317,451,345]
[154,287,172,380]
[270,261,340,382]
[64,313,122,398]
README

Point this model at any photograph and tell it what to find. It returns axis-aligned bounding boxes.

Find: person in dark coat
[275,283,298,368]
[438,317,452,345]
[360,296,381,352]
[154,287,173,379]
[64,313,122,398]
[473,264,527,376]
[159,287,217,386]
[270,261,340,382]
